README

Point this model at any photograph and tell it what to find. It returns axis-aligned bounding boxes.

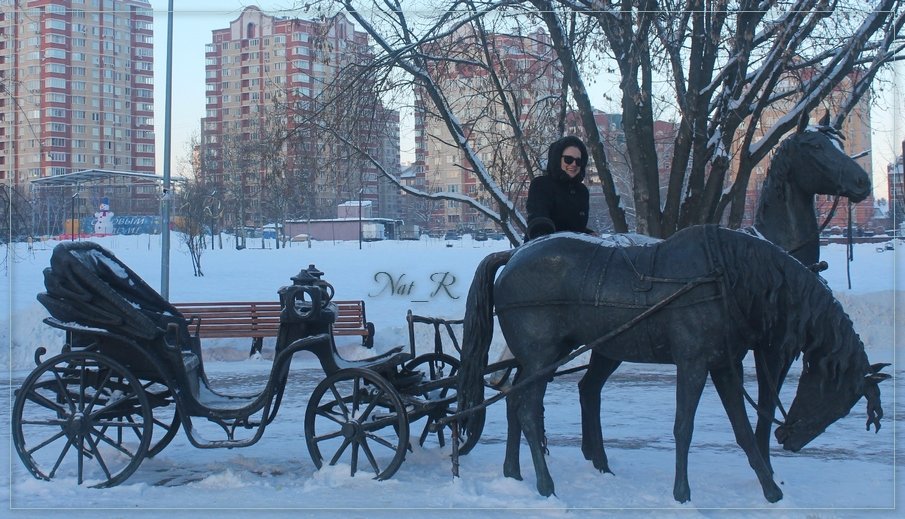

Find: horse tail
[457,249,514,439]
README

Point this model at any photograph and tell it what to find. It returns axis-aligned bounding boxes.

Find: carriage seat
[281,333,411,378]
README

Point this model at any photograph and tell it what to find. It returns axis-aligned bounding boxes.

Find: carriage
[11,240,488,488]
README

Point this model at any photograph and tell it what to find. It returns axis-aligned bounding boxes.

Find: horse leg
[711,365,783,503]
[579,352,621,473]
[754,350,791,474]
[503,374,523,481]
[517,377,555,496]
[672,364,708,503]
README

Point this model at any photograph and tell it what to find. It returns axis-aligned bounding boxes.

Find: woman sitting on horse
[525,136,595,241]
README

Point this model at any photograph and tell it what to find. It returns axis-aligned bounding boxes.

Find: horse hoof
[537,482,555,497]
[673,487,690,503]
[504,468,523,481]
[765,486,783,503]
[599,466,614,476]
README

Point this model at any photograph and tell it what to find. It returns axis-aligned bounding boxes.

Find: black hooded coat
[525,136,592,240]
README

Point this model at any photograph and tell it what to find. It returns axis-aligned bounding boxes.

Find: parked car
[474,230,488,241]
[444,231,460,240]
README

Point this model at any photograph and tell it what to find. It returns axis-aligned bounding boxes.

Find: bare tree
[174,178,211,277]
[542,0,905,236]
[299,0,902,241]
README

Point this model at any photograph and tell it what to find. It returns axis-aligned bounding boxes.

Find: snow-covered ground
[2,233,902,517]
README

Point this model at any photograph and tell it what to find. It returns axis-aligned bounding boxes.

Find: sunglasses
[562,155,583,166]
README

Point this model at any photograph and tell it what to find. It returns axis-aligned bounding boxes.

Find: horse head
[788,126,871,202]
[775,361,890,452]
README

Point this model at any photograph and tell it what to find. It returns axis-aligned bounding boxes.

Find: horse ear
[819,111,830,128]
[869,362,891,374]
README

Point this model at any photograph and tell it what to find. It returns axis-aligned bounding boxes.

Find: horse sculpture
[496,122,872,478]
[748,117,871,269]
[744,120,871,469]
[457,226,888,502]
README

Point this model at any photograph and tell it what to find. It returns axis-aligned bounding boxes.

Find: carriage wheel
[139,379,180,458]
[305,368,409,480]
[12,351,152,488]
[403,353,459,448]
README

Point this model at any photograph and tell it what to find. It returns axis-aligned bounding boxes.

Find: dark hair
[545,136,588,183]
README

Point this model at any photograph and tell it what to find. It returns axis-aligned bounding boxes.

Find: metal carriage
[12,241,482,488]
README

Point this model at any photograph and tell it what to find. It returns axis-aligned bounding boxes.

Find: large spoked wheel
[12,350,153,488]
[403,353,460,448]
[305,368,409,480]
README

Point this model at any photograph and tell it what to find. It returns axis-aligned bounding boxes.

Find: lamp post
[160,0,175,298]
[358,188,363,250]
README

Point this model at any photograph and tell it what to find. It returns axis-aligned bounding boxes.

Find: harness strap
[438,275,720,426]
[753,351,789,423]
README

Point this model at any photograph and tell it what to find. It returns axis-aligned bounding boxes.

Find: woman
[525,136,594,240]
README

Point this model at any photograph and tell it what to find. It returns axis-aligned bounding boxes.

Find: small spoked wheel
[403,353,459,448]
[305,368,409,480]
[12,350,152,488]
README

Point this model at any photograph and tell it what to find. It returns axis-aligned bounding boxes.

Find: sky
[1,232,902,515]
[149,1,905,197]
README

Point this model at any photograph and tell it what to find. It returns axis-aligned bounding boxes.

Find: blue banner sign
[80,215,161,235]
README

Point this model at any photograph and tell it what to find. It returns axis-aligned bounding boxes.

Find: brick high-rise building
[0,0,156,187]
[200,7,399,228]
[889,143,904,231]
[413,27,562,231]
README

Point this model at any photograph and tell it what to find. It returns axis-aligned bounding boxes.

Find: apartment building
[413,27,562,231]
[889,145,904,230]
[0,0,155,186]
[200,7,399,228]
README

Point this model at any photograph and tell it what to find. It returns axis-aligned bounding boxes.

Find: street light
[358,188,363,250]
[160,0,175,299]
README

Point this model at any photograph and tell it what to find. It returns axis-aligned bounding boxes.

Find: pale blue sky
[150,1,904,197]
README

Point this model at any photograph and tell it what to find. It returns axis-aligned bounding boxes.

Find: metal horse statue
[746,116,871,269]
[743,119,871,471]
[512,121,873,478]
[457,226,888,502]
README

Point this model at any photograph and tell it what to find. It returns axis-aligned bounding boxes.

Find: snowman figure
[94,197,115,235]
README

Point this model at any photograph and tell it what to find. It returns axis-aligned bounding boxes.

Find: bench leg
[363,322,375,348]
[249,337,264,357]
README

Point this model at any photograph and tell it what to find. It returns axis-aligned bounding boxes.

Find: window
[45,78,67,89]
[45,19,67,31]
[45,48,67,59]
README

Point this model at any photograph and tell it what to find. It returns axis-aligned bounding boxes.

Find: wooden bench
[171,299,375,356]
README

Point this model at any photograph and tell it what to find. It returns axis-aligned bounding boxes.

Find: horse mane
[759,135,797,203]
[716,228,868,387]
